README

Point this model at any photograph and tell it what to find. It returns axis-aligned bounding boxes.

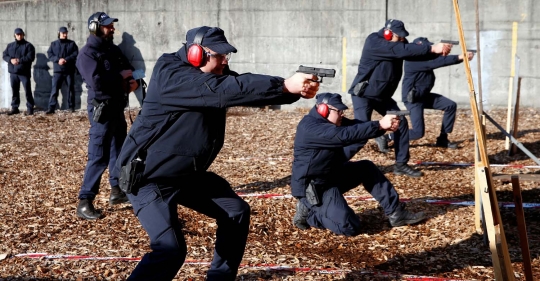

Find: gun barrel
[387,110,410,116]
[440,40,460,45]
[467,49,477,53]
[297,65,336,77]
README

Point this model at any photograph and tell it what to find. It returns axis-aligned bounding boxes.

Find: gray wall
[1,0,538,111]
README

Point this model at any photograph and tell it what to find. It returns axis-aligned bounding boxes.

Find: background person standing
[2,28,36,115]
[46,26,79,113]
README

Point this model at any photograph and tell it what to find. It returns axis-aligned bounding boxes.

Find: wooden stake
[511,176,533,281]
[509,77,522,156]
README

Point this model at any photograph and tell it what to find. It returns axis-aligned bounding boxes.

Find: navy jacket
[115,45,300,183]
[348,29,431,101]
[47,39,79,74]
[291,108,384,197]
[76,35,134,106]
[2,39,35,76]
[402,54,462,102]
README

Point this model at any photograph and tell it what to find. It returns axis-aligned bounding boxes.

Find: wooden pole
[473,0,483,234]
[505,22,518,150]
[510,77,522,156]
[452,1,515,279]
[510,176,533,281]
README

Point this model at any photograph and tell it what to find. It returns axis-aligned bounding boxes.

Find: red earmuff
[383,19,394,41]
[316,93,331,118]
[187,26,211,67]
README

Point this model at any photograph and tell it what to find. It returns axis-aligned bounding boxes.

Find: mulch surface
[0,106,539,281]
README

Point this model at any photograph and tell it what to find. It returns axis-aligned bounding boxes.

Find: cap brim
[206,43,237,54]
[101,18,118,26]
[395,29,409,38]
[334,103,348,110]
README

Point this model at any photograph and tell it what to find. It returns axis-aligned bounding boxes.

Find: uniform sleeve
[406,55,461,72]
[299,118,382,149]
[47,42,58,62]
[65,42,79,62]
[3,44,11,63]
[20,43,35,64]
[366,35,431,61]
[157,69,300,109]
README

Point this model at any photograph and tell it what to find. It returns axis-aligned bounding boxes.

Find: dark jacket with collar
[290,108,384,197]
[115,45,300,183]
[2,39,35,76]
[47,38,79,73]
[402,54,462,102]
[76,35,133,106]
[348,29,432,101]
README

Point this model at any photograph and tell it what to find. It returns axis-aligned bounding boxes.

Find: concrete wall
[0,0,538,111]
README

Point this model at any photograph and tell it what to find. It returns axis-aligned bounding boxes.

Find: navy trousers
[302,160,400,236]
[49,72,75,110]
[346,95,410,163]
[10,74,34,110]
[78,105,126,200]
[404,93,457,141]
[126,172,250,281]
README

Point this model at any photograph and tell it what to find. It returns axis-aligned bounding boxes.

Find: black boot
[436,136,458,149]
[25,108,34,115]
[76,199,102,220]
[393,163,423,178]
[109,186,129,206]
[388,204,426,227]
[45,108,55,114]
[374,135,389,153]
[7,108,19,115]
[292,200,310,230]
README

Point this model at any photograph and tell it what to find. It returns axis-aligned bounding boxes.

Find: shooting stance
[291,93,425,235]
[115,26,319,280]
[347,19,453,178]
[403,37,475,148]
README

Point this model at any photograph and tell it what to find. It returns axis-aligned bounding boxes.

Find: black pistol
[387,110,410,116]
[440,40,459,45]
[297,65,336,83]
[467,49,477,54]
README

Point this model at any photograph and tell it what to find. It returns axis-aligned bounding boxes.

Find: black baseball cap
[316,93,348,110]
[186,26,237,54]
[14,28,24,34]
[59,26,68,33]
[412,37,433,45]
[384,19,409,38]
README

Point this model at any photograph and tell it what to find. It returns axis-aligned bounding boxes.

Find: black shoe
[109,186,129,206]
[76,199,102,220]
[388,204,426,227]
[45,108,55,114]
[393,163,423,178]
[375,135,389,153]
[436,137,458,149]
[292,201,310,230]
[25,108,34,115]
[7,108,19,115]
[70,107,76,112]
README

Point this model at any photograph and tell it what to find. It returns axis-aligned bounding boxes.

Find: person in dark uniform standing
[75,12,139,220]
[46,26,79,114]
[2,28,36,115]
[402,37,475,149]
[291,93,425,235]
[114,26,319,281]
[347,19,453,178]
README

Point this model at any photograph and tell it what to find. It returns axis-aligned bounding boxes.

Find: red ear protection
[383,19,393,41]
[187,26,211,67]
[316,94,331,118]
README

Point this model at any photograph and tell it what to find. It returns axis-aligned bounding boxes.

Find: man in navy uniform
[75,12,138,220]
[291,93,425,235]
[347,19,453,178]
[46,26,79,114]
[402,37,475,149]
[115,26,319,281]
[2,28,35,115]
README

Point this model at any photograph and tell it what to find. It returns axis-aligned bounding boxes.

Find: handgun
[440,40,459,45]
[466,49,477,54]
[387,110,410,116]
[297,65,336,83]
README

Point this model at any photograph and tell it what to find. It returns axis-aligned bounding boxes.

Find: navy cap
[186,26,237,54]
[14,28,24,34]
[412,37,433,45]
[384,19,409,38]
[316,93,348,110]
[59,26,68,33]
[94,12,118,26]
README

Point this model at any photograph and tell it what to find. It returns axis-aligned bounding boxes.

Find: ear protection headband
[316,93,332,118]
[187,26,211,67]
[383,19,394,41]
[88,12,104,35]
